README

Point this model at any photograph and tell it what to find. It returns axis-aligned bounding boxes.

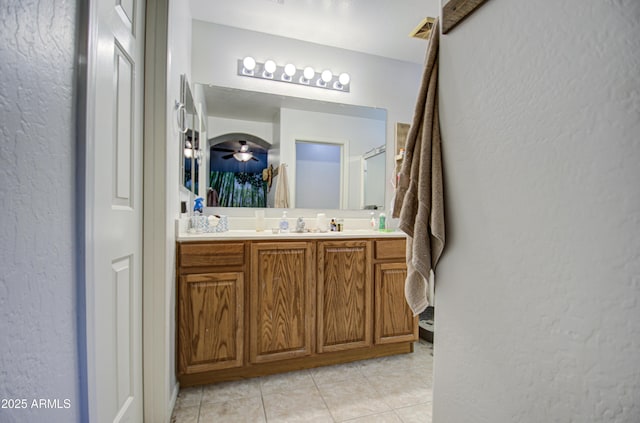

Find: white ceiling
[189,0,440,64]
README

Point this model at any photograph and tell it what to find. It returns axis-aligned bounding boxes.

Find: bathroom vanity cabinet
[317,240,372,353]
[177,242,245,375]
[176,236,417,387]
[249,242,315,363]
[374,240,417,344]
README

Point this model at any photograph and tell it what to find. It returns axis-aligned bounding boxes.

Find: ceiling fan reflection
[212,140,259,162]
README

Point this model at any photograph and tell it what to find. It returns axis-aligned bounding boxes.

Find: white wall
[295,143,342,209]
[166,0,193,406]
[279,108,386,209]
[0,1,80,421]
[207,116,274,143]
[191,21,422,214]
[436,1,640,422]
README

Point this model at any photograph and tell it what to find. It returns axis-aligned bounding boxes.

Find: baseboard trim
[168,382,179,419]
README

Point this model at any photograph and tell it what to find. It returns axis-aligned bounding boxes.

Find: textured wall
[0,1,80,422]
[167,0,193,402]
[436,0,640,422]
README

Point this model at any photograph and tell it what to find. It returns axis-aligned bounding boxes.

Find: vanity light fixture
[263,59,277,78]
[301,67,315,84]
[184,140,193,158]
[282,63,296,81]
[335,72,351,90]
[238,57,350,92]
[242,56,256,75]
[316,69,332,87]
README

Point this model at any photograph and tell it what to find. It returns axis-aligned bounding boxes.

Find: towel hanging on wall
[274,163,290,208]
[392,17,445,315]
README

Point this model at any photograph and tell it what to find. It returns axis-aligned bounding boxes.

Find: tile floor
[171,340,433,423]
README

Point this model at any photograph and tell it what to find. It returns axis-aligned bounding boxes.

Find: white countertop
[176,229,406,241]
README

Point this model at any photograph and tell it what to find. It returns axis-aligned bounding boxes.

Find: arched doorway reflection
[208,133,270,207]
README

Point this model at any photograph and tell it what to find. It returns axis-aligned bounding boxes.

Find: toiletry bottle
[330,218,337,231]
[295,217,305,233]
[316,213,327,232]
[279,211,289,233]
[255,209,265,232]
[370,212,376,230]
[193,197,204,214]
[378,213,386,230]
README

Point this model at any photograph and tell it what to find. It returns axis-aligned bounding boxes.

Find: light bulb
[242,56,256,71]
[284,63,296,77]
[321,70,333,83]
[233,152,253,162]
[338,72,350,85]
[264,60,277,74]
[303,67,315,80]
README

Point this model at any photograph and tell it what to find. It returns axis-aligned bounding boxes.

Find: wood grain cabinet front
[178,271,244,374]
[176,237,415,387]
[373,239,418,344]
[374,263,418,344]
[249,242,315,363]
[317,240,372,353]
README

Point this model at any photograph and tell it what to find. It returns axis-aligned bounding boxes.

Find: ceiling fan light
[233,152,253,162]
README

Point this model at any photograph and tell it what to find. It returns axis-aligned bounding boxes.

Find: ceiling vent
[409,17,436,40]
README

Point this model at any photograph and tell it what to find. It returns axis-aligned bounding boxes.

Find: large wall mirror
[198,84,388,210]
[180,75,205,197]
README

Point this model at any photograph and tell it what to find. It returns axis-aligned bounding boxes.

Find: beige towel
[274,163,290,208]
[392,18,445,315]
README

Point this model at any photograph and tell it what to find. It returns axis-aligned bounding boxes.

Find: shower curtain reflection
[210,171,267,207]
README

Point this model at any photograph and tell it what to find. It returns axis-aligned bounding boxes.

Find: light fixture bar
[237,59,350,93]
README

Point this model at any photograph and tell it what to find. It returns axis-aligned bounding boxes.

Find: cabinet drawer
[375,239,406,260]
[180,242,245,268]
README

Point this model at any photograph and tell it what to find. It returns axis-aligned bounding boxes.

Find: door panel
[87,0,145,421]
[250,242,315,363]
[317,240,372,353]
[179,272,244,373]
[375,263,418,344]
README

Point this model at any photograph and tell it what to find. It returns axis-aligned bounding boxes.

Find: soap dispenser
[378,212,386,230]
[279,211,289,233]
[369,212,376,231]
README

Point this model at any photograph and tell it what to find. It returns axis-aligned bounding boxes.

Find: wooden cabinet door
[317,240,372,353]
[178,272,244,374]
[374,263,418,344]
[250,242,315,363]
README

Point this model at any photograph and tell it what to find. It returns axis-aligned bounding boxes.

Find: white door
[85,0,145,421]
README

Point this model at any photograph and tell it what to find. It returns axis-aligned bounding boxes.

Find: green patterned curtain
[210,171,267,207]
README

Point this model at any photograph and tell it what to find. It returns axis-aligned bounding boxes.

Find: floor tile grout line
[260,390,268,423]
[310,369,338,423]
